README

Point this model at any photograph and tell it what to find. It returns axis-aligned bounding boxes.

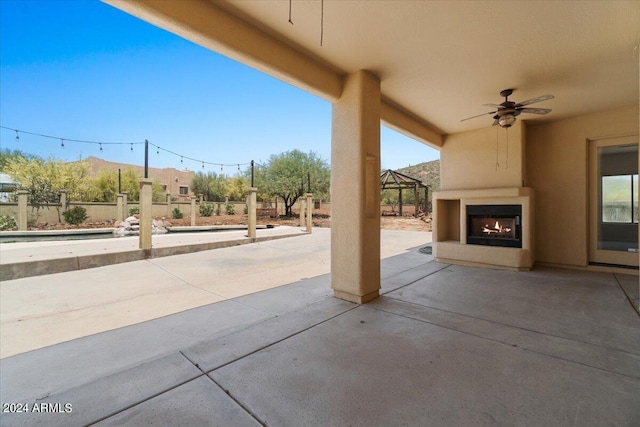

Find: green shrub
[215,203,222,216]
[63,206,88,225]
[0,215,17,230]
[225,203,235,215]
[199,202,213,217]
[172,207,183,219]
[129,206,139,216]
[243,205,248,214]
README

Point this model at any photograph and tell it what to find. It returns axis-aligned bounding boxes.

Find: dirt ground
[24,208,432,232]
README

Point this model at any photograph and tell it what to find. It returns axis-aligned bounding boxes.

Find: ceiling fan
[461,89,554,128]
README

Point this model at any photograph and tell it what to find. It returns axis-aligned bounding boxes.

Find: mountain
[396,160,440,192]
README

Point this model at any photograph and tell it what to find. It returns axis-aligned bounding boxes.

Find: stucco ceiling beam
[381,99,443,149]
[103,0,343,102]
[104,0,444,150]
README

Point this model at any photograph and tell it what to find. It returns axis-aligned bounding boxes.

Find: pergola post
[331,70,381,304]
[414,183,419,217]
[398,189,403,216]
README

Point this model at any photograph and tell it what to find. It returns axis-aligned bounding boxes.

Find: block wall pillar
[306,193,313,233]
[116,194,124,222]
[246,187,257,239]
[138,179,153,250]
[17,190,29,231]
[190,196,196,226]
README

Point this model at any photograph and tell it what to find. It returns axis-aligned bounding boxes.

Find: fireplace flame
[482,221,512,235]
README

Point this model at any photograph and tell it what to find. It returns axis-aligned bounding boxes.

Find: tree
[191,171,228,201]
[256,150,330,216]
[0,148,32,172]
[227,175,248,201]
[90,169,118,202]
[4,156,92,221]
[88,167,165,202]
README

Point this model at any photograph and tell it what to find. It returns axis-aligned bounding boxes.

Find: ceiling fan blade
[516,94,554,107]
[461,111,497,122]
[482,103,504,109]
[492,119,499,126]
[518,107,551,115]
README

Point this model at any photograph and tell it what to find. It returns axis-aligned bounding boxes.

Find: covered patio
[1,1,637,425]
[103,0,639,302]
[1,230,638,425]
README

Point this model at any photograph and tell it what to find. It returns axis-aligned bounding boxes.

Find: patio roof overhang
[104,0,638,138]
[103,0,639,299]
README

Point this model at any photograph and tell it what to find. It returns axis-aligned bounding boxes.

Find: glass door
[589,136,639,267]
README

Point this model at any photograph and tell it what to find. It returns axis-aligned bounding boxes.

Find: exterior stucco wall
[526,106,639,267]
[441,121,525,191]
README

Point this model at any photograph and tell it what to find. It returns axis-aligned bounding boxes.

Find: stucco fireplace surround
[433,187,534,270]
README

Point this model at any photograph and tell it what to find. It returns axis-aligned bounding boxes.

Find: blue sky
[0,0,439,173]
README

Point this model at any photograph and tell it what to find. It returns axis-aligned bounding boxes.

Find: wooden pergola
[380,169,429,217]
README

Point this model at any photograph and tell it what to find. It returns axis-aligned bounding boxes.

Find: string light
[1,125,253,172]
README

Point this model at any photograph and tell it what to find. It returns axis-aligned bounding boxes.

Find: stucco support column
[190,195,197,226]
[306,193,313,233]
[116,194,124,222]
[138,179,153,251]
[246,187,257,239]
[17,190,29,231]
[166,192,172,217]
[331,70,381,304]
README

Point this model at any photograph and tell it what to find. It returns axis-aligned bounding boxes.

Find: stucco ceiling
[212,0,639,135]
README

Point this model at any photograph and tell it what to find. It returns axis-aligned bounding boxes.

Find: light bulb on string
[202,162,205,170]
[60,139,64,148]
[99,143,103,152]
[180,156,183,164]
[130,143,133,151]
[156,147,159,155]
[15,130,19,141]
[220,164,223,173]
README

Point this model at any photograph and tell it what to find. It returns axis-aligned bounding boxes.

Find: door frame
[588,134,639,267]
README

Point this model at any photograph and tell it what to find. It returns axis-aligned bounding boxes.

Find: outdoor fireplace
[467,205,522,248]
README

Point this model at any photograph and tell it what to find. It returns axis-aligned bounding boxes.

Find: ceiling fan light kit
[497,114,517,128]
[462,88,554,128]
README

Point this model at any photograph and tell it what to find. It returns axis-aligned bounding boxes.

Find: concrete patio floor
[1,229,639,426]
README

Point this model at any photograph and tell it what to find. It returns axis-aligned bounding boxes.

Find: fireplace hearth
[467,205,522,248]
